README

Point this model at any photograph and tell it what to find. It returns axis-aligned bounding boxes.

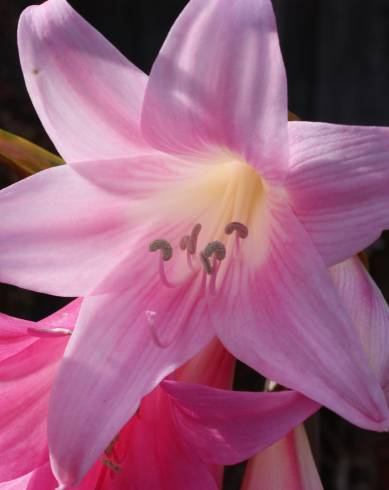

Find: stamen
[189,223,202,254]
[203,241,226,260]
[27,326,73,338]
[225,221,249,239]
[149,239,173,261]
[179,224,202,254]
[200,241,226,274]
[104,436,117,456]
[199,252,212,274]
[209,257,221,296]
[179,224,202,269]
[179,236,190,251]
[102,459,121,473]
[149,239,175,287]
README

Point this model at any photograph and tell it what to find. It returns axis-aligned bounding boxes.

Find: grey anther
[200,241,226,274]
[149,239,173,261]
[203,241,226,260]
[225,221,249,239]
[179,236,190,250]
[179,223,202,255]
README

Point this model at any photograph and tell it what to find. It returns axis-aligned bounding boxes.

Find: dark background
[1,1,389,489]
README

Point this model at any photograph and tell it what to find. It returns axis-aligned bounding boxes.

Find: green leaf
[0,129,63,177]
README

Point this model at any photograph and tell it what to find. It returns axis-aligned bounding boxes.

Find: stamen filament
[27,327,73,338]
[158,255,175,288]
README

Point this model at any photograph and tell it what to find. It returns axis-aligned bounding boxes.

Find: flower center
[144,159,265,347]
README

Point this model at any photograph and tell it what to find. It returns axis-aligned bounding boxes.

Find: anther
[149,239,173,261]
[203,241,226,260]
[189,223,202,254]
[225,221,249,239]
[200,241,226,274]
[102,459,121,473]
[179,223,202,255]
[179,236,190,250]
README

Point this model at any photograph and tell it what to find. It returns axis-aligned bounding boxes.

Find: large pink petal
[241,425,323,490]
[213,193,389,431]
[163,382,319,464]
[0,163,135,296]
[286,121,389,265]
[330,258,389,403]
[18,0,148,161]
[48,276,214,487]
[142,0,288,180]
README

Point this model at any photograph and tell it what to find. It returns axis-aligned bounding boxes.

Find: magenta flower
[1,0,389,483]
[0,305,317,489]
[241,424,323,490]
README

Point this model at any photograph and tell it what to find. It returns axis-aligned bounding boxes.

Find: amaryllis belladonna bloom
[1,0,389,483]
[241,424,323,490]
[0,303,318,489]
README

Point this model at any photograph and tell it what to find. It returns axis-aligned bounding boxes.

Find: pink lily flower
[241,424,323,490]
[0,304,318,489]
[1,0,389,482]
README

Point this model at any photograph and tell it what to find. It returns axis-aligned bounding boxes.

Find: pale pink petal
[142,0,288,179]
[18,0,148,161]
[48,277,214,487]
[0,163,135,296]
[286,121,389,265]
[163,382,319,464]
[213,193,389,431]
[241,425,323,490]
[71,153,196,199]
[330,258,389,402]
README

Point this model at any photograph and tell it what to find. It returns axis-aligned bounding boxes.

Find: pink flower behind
[241,425,323,490]
[1,0,389,484]
[0,305,318,489]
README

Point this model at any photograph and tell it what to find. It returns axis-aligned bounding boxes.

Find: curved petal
[0,163,135,296]
[213,193,389,431]
[286,121,389,265]
[142,0,288,180]
[163,382,319,464]
[48,275,214,487]
[0,301,78,482]
[18,0,148,162]
[241,425,323,490]
[0,463,56,490]
[0,338,66,482]
[101,385,219,490]
[174,338,235,389]
[330,258,389,402]
[0,299,79,362]
[0,315,36,362]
